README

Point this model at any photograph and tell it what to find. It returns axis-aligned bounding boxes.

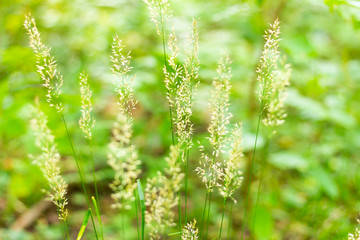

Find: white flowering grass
[30,106,69,224]
[24,10,297,240]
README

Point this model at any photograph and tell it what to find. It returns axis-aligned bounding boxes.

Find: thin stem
[135,189,140,240]
[240,101,263,240]
[250,137,271,240]
[227,201,233,240]
[218,198,227,239]
[89,139,103,240]
[205,191,212,240]
[199,192,208,238]
[184,149,189,225]
[178,190,182,236]
[60,114,99,239]
[63,220,70,240]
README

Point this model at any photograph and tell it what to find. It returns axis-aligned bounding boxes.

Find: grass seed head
[79,71,95,140]
[24,15,64,113]
[30,106,68,221]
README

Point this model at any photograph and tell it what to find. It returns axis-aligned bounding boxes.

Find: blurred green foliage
[1,0,360,239]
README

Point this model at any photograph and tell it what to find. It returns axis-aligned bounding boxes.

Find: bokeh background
[1,0,360,239]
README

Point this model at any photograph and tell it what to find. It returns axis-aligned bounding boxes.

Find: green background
[1,0,360,239]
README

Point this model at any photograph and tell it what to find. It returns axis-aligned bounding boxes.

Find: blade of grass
[91,196,103,240]
[76,209,91,240]
[61,113,99,239]
[218,197,227,239]
[137,179,145,240]
[135,189,140,240]
[89,139,103,240]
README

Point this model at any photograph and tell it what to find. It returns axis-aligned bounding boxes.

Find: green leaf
[252,207,273,240]
[310,167,339,199]
[270,152,309,170]
[137,179,145,240]
[76,209,91,240]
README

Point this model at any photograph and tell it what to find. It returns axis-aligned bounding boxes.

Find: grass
[1,1,359,240]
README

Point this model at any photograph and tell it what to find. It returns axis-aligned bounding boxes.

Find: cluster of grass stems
[30,2,360,240]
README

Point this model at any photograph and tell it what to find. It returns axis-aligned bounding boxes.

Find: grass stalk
[227,201,233,240]
[218,197,227,239]
[135,189,140,240]
[178,190,182,236]
[60,113,99,239]
[205,191,212,240]
[199,192,208,238]
[250,135,271,240]
[63,220,70,240]
[184,149,189,225]
[240,101,264,240]
[89,139,103,240]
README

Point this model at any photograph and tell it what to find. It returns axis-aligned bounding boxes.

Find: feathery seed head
[208,54,232,158]
[108,113,141,210]
[24,15,64,113]
[195,145,224,192]
[184,19,200,84]
[164,28,183,108]
[145,145,184,239]
[257,18,281,104]
[79,71,95,140]
[30,106,68,221]
[262,61,291,128]
[110,35,137,115]
[143,0,172,36]
[349,227,360,240]
[182,219,199,240]
[219,123,243,202]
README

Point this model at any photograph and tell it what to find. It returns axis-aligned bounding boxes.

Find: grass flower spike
[143,0,172,36]
[182,220,199,240]
[108,35,141,210]
[79,71,95,139]
[195,54,232,193]
[262,61,291,128]
[145,145,184,239]
[257,18,281,105]
[208,54,232,158]
[24,15,64,113]
[30,106,68,221]
[219,123,243,202]
[349,229,360,240]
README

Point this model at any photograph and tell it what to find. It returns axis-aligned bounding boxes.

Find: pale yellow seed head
[24,15,64,113]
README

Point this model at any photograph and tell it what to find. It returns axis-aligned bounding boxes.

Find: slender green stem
[89,139,103,240]
[63,220,70,240]
[135,189,140,240]
[199,192,208,239]
[250,137,271,240]
[178,190,182,235]
[184,149,189,225]
[205,191,212,240]
[240,101,263,240]
[60,114,98,239]
[227,201,233,240]
[218,198,227,239]
[137,180,145,240]
[91,196,103,240]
